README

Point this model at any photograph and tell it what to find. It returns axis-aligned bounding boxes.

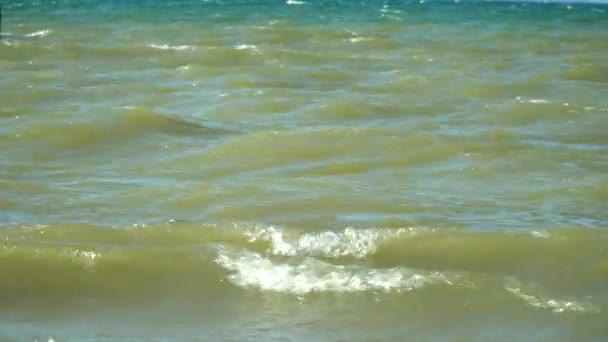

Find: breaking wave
[0,222,605,311]
[216,247,459,294]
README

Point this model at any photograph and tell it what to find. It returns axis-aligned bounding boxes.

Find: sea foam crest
[26,29,52,37]
[147,44,195,51]
[505,279,597,313]
[234,44,261,55]
[244,226,425,259]
[62,249,101,267]
[216,248,454,294]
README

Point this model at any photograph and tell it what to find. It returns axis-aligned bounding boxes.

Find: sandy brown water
[1,0,608,340]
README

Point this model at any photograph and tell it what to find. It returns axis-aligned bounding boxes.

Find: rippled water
[1,0,608,340]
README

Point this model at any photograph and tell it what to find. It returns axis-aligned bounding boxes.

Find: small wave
[2,223,608,302]
[15,106,228,150]
[194,126,433,176]
[286,0,306,5]
[216,247,456,294]
[0,242,227,303]
[147,44,195,51]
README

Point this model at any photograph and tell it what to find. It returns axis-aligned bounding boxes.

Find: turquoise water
[1,0,608,340]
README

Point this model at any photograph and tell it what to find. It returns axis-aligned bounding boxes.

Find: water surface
[1,0,608,340]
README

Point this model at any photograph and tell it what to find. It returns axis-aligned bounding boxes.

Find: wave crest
[216,247,457,294]
[245,225,429,259]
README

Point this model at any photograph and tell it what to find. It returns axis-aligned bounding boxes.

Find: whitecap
[244,226,428,259]
[529,230,550,239]
[286,0,306,5]
[234,44,254,50]
[26,29,52,38]
[346,37,374,43]
[505,279,597,313]
[380,5,402,14]
[528,99,550,104]
[62,249,102,267]
[234,44,261,54]
[147,44,195,51]
[216,248,455,294]
[516,97,550,104]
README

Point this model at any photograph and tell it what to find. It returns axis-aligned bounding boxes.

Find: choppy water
[1,0,608,340]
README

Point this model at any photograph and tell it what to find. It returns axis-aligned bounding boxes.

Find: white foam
[63,249,101,267]
[516,97,550,104]
[234,44,261,54]
[528,98,549,104]
[26,29,51,38]
[147,44,195,51]
[286,0,306,5]
[346,37,374,43]
[244,226,426,259]
[505,279,596,313]
[216,248,454,294]
[380,5,402,14]
[234,44,255,50]
[529,230,550,239]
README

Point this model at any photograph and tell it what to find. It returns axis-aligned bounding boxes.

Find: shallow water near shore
[1,0,608,340]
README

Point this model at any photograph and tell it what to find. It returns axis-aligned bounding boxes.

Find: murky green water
[1,0,608,340]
